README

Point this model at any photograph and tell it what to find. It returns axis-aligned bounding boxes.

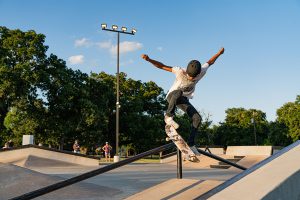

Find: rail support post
[177,148,182,179]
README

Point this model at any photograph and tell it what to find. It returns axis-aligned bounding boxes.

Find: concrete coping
[226,146,273,156]
[0,144,99,160]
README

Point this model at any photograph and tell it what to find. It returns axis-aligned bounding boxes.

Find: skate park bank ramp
[0,163,120,200]
[0,145,99,167]
[197,140,300,200]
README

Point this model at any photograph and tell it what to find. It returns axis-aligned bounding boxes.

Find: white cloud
[98,40,143,55]
[68,55,84,64]
[75,38,91,47]
[113,41,143,55]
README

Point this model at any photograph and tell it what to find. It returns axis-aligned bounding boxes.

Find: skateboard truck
[166,135,179,141]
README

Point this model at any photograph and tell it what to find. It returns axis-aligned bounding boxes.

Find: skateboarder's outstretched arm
[141,54,172,72]
[207,47,225,66]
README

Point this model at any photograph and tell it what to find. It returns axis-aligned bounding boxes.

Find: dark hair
[186,60,201,77]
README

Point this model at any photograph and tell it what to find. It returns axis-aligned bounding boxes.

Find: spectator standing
[102,142,112,162]
[73,140,80,153]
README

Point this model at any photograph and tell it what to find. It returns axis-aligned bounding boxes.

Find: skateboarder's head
[186,60,201,78]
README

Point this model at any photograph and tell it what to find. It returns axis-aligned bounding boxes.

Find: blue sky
[1,0,299,123]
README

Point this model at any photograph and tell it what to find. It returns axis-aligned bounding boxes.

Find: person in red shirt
[102,142,112,162]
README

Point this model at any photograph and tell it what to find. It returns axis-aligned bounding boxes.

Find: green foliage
[276,95,300,141]
[118,73,167,152]
[213,108,268,145]
[266,121,292,146]
[0,26,48,145]
[0,26,169,151]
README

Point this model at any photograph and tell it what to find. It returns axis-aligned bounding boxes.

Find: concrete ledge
[199,148,224,155]
[226,146,273,156]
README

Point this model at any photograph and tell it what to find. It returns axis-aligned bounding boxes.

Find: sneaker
[190,145,200,155]
[164,115,179,129]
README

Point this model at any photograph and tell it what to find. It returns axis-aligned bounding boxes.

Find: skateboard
[165,124,200,162]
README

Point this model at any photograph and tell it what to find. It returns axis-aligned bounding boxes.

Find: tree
[266,121,291,146]
[118,73,167,152]
[276,95,300,142]
[0,26,48,145]
[214,108,268,145]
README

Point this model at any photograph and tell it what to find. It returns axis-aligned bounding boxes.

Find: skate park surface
[0,142,299,200]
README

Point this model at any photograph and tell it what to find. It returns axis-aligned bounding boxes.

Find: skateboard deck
[165,125,200,162]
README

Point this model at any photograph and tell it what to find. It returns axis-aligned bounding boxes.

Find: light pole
[101,23,136,162]
[251,112,257,145]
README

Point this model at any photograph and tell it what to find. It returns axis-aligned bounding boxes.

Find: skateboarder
[141,47,224,153]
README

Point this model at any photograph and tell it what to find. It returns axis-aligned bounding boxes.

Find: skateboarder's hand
[218,47,225,55]
[141,54,150,61]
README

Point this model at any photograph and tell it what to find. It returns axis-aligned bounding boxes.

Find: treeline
[0,27,299,153]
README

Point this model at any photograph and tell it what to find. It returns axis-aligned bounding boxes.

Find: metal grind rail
[197,148,247,170]
[10,143,175,200]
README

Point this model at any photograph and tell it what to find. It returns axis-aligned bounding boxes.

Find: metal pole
[177,148,182,179]
[101,24,135,162]
[254,120,257,145]
[116,32,120,158]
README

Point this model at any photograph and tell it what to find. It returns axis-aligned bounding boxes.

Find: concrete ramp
[23,155,83,167]
[0,163,121,200]
[198,140,300,200]
[125,178,223,200]
[235,155,268,168]
[0,145,99,167]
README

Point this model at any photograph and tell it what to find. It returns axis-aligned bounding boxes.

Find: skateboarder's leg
[166,90,183,117]
[188,111,201,146]
[177,100,201,146]
[165,90,183,128]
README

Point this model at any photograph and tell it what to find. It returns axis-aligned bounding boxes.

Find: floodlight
[112,25,118,30]
[121,27,127,32]
[132,28,137,34]
[101,23,107,29]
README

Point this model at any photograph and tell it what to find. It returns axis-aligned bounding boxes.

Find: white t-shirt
[166,62,210,99]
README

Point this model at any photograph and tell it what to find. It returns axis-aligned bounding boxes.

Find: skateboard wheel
[189,156,199,162]
[166,137,170,141]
